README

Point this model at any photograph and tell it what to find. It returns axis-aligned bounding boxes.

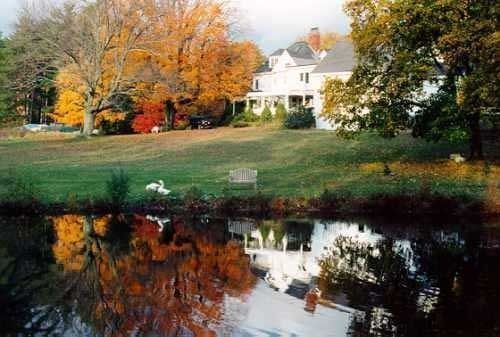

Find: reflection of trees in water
[0,217,56,336]
[319,230,500,337]
[51,214,256,336]
[283,219,314,251]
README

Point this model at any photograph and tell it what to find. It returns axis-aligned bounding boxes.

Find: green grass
[0,127,494,204]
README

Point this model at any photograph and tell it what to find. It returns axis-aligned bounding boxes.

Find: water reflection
[0,215,499,337]
[56,215,257,336]
[229,218,500,337]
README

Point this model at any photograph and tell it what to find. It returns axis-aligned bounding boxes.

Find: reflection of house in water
[229,219,392,294]
[480,226,500,249]
[433,230,466,247]
[228,218,257,238]
[228,218,467,335]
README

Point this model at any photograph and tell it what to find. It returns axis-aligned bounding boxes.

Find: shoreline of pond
[1,192,497,219]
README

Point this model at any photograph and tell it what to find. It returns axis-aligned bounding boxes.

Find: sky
[0,0,19,36]
[0,0,351,54]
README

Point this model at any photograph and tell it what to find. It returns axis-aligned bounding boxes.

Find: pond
[0,214,499,337]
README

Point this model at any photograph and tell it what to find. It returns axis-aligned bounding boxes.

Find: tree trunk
[82,110,95,136]
[469,111,484,160]
[166,100,175,131]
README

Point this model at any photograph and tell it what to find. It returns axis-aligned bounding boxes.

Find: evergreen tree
[261,105,273,123]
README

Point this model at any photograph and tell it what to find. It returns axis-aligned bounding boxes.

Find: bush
[1,172,40,207]
[175,120,190,130]
[260,106,273,123]
[283,106,316,129]
[244,107,260,122]
[219,101,245,126]
[183,186,209,210]
[275,103,288,122]
[231,107,259,126]
[234,107,259,123]
[231,121,250,128]
[106,169,130,209]
[132,102,165,134]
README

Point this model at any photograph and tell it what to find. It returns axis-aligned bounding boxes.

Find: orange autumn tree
[146,0,262,127]
[23,0,260,134]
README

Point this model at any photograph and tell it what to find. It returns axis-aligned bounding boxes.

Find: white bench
[228,168,258,190]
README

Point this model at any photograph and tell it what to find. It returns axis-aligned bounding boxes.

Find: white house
[245,28,356,130]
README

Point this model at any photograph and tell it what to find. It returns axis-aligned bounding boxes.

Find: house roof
[255,40,356,75]
[312,40,356,74]
[255,61,271,73]
[270,48,285,57]
[287,41,316,59]
[286,41,318,66]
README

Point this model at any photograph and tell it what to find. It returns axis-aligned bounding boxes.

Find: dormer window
[300,73,304,81]
[269,56,278,68]
[255,79,259,90]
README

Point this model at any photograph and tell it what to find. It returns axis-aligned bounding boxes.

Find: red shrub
[132,102,165,134]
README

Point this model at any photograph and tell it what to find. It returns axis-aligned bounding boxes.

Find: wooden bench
[228,168,258,190]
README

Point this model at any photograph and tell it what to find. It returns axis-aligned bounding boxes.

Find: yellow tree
[23,0,152,135]
[51,66,126,128]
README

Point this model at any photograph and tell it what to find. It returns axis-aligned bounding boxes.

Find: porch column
[285,95,290,110]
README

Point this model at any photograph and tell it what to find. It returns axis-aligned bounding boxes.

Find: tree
[0,33,15,125]
[51,214,255,336]
[20,0,152,135]
[14,0,260,133]
[322,0,499,159]
[7,13,58,125]
[131,101,165,134]
[297,31,347,50]
[260,105,273,123]
[275,103,288,122]
[284,106,315,129]
[51,66,86,126]
[51,66,126,128]
[145,0,261,128]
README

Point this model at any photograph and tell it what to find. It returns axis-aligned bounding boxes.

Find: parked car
[189,116,215,129]
[23,124,49,132]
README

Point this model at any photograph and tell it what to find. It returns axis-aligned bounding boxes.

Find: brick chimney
[308,27,321,52]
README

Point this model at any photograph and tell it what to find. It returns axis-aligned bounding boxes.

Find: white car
[23,124,49,132]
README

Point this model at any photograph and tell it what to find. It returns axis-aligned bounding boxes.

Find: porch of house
[245,93,315,115]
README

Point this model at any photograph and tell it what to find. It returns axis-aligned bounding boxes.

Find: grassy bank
[0,127,498,214]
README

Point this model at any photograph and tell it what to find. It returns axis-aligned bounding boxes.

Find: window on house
[255,79,259,90]
[305,73,309,84]
[300,73,304,81]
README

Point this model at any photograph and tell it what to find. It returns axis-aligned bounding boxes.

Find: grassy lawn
[0,127,497,204]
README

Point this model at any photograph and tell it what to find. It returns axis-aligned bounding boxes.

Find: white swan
[157,185,171,196]
[146,180,163,192]
[146,215,171,232]
[145,180,171,195]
